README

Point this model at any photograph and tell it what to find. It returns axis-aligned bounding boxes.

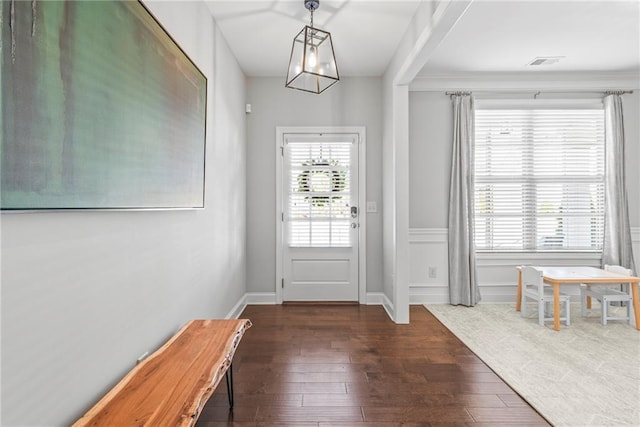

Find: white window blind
[474,105,605,251]
[287,141,351,247]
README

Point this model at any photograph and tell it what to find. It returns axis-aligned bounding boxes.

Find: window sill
[475,251,602,267]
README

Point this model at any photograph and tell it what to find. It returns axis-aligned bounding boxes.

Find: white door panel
[282,133,359,301]
[292,258,350,280]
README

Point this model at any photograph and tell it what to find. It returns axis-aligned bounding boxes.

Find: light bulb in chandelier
[307,45,317,69]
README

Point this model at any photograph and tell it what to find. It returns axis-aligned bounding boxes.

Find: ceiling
[419,0,640,76]
[205,0,423,77]
[205,0,640,79]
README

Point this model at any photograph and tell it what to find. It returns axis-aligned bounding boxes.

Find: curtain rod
[445,89,634,97]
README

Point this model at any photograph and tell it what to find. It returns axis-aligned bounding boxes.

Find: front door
[281,132,360,301]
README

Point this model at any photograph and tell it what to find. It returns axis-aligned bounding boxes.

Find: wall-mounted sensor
[245,103,252,113]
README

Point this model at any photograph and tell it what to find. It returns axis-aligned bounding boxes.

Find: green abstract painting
[1,1,207,210]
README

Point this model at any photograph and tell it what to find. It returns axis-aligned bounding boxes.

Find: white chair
[521,266,571,327]
[580,264,634,325]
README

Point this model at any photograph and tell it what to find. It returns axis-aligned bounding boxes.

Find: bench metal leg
[225,363,234,409]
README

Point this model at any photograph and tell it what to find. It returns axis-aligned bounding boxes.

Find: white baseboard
[409,285,450,304]
[409,284,520,304]
[365,292,386,305]
[226,294,248,319]
[365,292,395,321]
[245,292,278,305]
[241,292,392,306]
[367,292,393,308]
[235,291,397,322]
[226,292,278,319]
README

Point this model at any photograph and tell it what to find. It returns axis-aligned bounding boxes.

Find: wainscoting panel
[408,229,449,304]
[408,227,640,305]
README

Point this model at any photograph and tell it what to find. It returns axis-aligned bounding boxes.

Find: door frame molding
[275,126,367,304]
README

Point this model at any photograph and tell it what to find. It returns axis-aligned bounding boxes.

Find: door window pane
[287,141,352,247]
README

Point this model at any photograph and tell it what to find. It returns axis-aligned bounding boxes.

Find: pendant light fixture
[285,0,339,94]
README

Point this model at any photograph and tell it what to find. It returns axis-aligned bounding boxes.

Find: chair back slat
[522,266,544,293]
[604,264,632,277]
[604,264,632,286]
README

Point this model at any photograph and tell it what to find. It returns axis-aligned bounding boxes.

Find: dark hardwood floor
[197,304,550,426]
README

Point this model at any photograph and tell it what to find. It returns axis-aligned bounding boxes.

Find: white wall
[0,1,247,425]
[380,0,441,323]
[408,89,640,303]
[624,91,640,228]
[409,92,451,229]
[245,77,383,299]
[380,0,471,322]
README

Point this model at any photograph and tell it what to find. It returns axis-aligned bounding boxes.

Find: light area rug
[425,303,640,427]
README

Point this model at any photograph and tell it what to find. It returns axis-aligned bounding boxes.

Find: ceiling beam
[394,0,472,86]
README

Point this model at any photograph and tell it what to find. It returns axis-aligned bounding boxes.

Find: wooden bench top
[73,318,252,427]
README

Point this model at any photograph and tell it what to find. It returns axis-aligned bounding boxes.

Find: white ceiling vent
[527,56,564,66]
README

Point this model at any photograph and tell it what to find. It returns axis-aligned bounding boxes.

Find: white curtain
[448,94,480,306]
[602,94,637,274]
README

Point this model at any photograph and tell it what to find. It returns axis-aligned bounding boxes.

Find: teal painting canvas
[1,1,207,210]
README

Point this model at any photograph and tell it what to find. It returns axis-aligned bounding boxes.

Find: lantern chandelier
[285,0,340,94]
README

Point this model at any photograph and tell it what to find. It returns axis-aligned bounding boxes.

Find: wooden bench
[73,318,252,427]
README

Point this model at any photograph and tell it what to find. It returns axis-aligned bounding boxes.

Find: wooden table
[74,318,251,427]
[516,266,640,331]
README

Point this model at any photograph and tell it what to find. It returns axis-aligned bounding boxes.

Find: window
[474,100,605,251]
[287,140,352,247]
